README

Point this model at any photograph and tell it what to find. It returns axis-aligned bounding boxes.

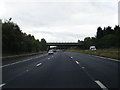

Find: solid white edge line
[36,63,42,67]
[92,55,120,62]
[75,61,79,64]
[1,55,44,68]
[95,80,108,90]
[0,83,6,87]
[0,58,32,68]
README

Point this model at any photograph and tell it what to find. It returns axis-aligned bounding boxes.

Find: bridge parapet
[47,42,78,43]
[46,42,83,46]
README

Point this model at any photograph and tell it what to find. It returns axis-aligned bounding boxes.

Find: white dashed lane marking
[95,80,108,90]
[71,57,73,59]
[0,83,6,87]
[48,58,50,60]
[82,67,85,69]
[36,63,42,67]
[75,61,79,64]
[26,70,29,72]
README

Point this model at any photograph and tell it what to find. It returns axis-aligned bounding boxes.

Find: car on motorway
[89,46,96,51]
[48,50,54,55]
[53,49,56,52]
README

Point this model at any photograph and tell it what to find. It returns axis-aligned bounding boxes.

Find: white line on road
[71,57,73,59]
[26,69,29,72]
[75,61,79,64]
[34,57,39,59]
[36,63,42,67]
[0,83,6,87]
[0,58,32,68]
[48,58,50,60]
[0,55,44,68]
[95,80,108,90]
[82,67,85,69]
[92,55,120,62]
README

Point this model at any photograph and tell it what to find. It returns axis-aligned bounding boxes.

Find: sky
[0,0,119,42]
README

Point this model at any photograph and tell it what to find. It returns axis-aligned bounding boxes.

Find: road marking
[92,55,120,62]
[36,63,42,67]
[95,80,108,90]
[71,57,73,59]
[75,61,79,64]
[82,67,85,69]
[0,58,33,68]
[26,69,29,72]
[35,57,39,59]
[0,55,44,68]
[0,83,6,87]
[48,58,50,60]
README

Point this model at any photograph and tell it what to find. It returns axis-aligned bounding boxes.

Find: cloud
[1,0,118,42]
[1,1,117,26]
[22,24,98,42]
[2,0,119,2]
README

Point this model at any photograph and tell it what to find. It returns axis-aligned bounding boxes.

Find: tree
[114,25,120,47]
[106,26,114,35]
[2,19,48,54]
[40,38,47,51]
[96,27,103,39]
[83,37,96,49]
[100,34,116,48]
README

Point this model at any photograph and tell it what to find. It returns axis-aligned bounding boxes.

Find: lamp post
[0,19,2,90]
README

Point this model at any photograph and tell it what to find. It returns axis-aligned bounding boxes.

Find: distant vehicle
[89,46,96,51]
[48,50,54,55]
[53,49,56,52]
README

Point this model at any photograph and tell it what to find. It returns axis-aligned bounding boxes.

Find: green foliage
[40,38,47,51]
[68,48,120,60]
[97,27,103,39]
[96,25,120,48]
[80,25,120,49]
[2,19,47,54]
[97,34,116,48]
[83,37,96,49]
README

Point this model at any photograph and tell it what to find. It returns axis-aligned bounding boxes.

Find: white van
[89,46,96,51]
[48,50,54,55]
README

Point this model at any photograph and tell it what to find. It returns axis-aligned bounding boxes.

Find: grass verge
[67,48,120,60]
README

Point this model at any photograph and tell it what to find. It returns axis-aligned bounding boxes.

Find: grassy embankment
[2,51,47,60]
[67,48,120,60]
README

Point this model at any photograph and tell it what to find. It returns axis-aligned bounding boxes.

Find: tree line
[78,25,120,49]
[2,18,120,53]
[2,19,47,54]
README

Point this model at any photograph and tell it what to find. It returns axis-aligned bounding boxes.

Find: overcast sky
[0,0,119,42]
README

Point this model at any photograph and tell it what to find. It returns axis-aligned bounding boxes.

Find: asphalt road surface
[1,51,119,89]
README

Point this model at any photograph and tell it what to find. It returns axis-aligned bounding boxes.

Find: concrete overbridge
[46,42,83,46]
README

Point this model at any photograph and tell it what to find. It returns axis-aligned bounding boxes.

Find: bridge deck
[46,42,83,46]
